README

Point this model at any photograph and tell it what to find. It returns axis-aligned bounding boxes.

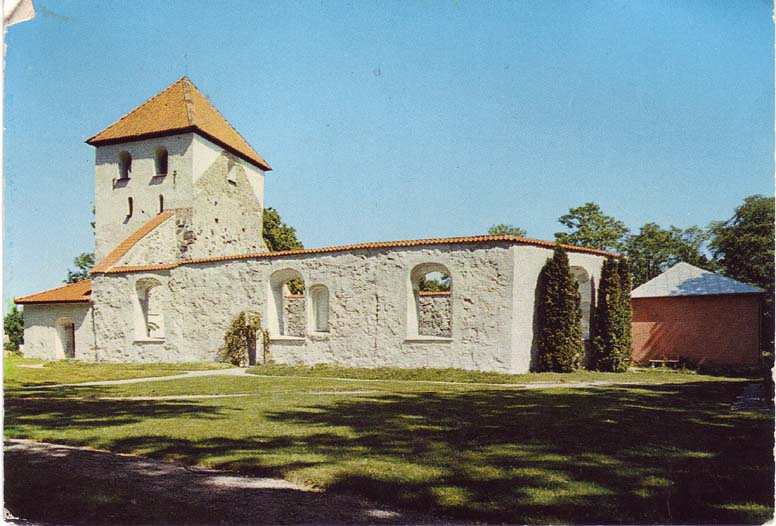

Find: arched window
[408,263,452,338]
[267,269,306,337]
[127,197,134,218]
[135,278,165,340]
[159,195,164,213]
[118,151,132,179]
[155,147,168,176]
[309,285,330,332]
[570,266,594,340]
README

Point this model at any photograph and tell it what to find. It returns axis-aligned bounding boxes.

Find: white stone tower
[86,77,271,263]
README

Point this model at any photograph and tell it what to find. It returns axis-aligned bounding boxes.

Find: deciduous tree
[554,202,629,252]
[488,224,527,237]
[65,252,95,284]
[4,300,24,352]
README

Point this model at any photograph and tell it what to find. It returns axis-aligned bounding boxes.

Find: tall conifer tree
[590,257,632,372]
[537,246,584,372]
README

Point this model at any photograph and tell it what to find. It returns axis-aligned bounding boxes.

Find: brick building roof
[86,77,271,171]
[16,280,92,304]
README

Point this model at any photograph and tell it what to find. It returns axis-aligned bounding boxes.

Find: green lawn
[3,353,230,388]
[4,359,774,524]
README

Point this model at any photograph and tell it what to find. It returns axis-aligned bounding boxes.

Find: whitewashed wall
[22,303,95,360]
[91,242,607,373]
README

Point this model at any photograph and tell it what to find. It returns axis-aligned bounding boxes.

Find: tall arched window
[570,266,594,340]
[155,147,168,176]
[135,277,165,340]
[408,263,452,338]
[127,197,134,218]
[159,195,164,213]
[309,285,330,332]
[118,151,132,179]
[267,268,306,337]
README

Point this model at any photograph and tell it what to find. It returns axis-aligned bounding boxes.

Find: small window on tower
[154,147,168,177]
[159,195,164,213]
[118,151,132,180]
[127,197,134,218]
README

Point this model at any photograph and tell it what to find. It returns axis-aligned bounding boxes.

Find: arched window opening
[310,285,330,333]
[408,263,452,338]
[127,197,134,218]
[118,151,132,179]
[159,195,164,213]
[570,266,594,340]
[154,147,168,177]
[135,278,165,340]
[55,317,76,359]
[267,269,306,337]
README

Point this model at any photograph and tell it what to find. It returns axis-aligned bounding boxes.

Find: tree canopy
[65,252,95,284]
[263,207,304,252]
[4,300,24,352]
[709,195,774,293]
[625,223,716,287]
[488,224,527,237]
[554,202,629,252]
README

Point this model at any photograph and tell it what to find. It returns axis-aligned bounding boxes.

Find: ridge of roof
[86,77,271,171]
[91,210,176,274]
[94,234,617,275]
[631,262,764,298]
[16,280,92,304]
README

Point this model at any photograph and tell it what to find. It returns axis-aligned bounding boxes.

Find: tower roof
[631,262,764,298]
[86,77,271,171]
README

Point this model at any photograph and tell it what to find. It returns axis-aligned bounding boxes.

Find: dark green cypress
[590,257,632,372]
[537,246,584,372]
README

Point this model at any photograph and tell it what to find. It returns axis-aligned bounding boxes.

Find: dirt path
[25,367,249,389]
[4,439,453,525]
[28,367,630,391]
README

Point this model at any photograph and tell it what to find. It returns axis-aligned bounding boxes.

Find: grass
[246,362,748,385]
[4,358,773,524]
[3,353,231,388]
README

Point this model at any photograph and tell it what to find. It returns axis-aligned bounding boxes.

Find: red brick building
[631,263,764,366]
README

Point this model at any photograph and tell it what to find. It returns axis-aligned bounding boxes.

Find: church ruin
[16,78,612,373]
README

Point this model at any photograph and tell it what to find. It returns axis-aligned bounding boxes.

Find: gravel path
[5,439,455,525]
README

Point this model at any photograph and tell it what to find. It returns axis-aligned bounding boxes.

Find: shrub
[4,301,24,353]
[590,257,632,372]
[218,311,270,367]
[536,246,584,372]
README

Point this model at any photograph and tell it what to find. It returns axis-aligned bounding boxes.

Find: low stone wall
[283,295,305,337]
[417,292,452,337]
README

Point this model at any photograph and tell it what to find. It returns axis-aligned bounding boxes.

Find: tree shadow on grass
[4,381,774,524]
[260,382,774,524]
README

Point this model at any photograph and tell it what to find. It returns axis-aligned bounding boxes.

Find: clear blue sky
[3,1,773,302]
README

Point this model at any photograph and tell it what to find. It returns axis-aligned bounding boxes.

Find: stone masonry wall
[283,295,305,337]
[189,152,267,259]
[91,242,607,372]
[417,293,452,337]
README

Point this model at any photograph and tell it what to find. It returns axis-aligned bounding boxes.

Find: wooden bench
[648,358,681,369]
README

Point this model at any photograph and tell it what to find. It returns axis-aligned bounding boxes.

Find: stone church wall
[22,303,95,361]
[91,242,606,373]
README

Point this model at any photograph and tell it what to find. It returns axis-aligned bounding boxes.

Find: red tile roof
[16,280,92,304]
[91,211,176,274]
[94,234,617,275]
[86,77,271,171]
